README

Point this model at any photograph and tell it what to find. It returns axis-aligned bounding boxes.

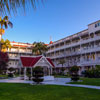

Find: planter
[32,78,44,84]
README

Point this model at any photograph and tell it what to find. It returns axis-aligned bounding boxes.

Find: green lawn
[68,78,100,86]
[0,83,100,100]
[0,74,8,78]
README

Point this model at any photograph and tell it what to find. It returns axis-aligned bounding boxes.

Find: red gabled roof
[20,56,42,67]
[20,56,55,68]
[47,58,55,67]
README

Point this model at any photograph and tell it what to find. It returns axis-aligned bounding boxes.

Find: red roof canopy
[20,56,54,68]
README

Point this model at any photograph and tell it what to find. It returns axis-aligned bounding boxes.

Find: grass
[0,83,100,100]
[68,77,100,86]
[0,74,8,78]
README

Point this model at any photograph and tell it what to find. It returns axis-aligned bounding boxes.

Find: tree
[32,66,44,84]
[0,16,13,41]
[1,39,11,52]
[58,59,65,67]
[0,0,43,16]
[32,42,47,56]
[0,51,9,74]
[58,59,66,75]
[0,16,13,51]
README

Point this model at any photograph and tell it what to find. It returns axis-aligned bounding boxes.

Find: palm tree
[0,16,13,50]
[0,16,13,40]
[58,59,66,75]
[1,39,11,52]
[58,59,65,67]
[32,42,47,56]
[0,0,43,16]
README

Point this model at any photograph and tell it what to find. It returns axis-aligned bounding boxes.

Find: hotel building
[46,20,100,74]
[7,41,33,68]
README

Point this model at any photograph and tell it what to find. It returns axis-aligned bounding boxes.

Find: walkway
[0,77,100,90]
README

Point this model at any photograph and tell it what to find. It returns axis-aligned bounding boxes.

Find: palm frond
[0,0,43,16]
[0,17,2,21]
[8,21,13,28]
[4,22,8,29]
[3,16,8,20]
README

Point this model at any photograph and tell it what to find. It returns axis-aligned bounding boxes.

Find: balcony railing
[47,35,100,53]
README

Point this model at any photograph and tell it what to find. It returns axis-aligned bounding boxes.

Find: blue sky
[2,0,100,44]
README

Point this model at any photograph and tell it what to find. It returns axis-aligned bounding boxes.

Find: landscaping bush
[82,68,100,78]
[32,66,44,84]
[8,73,13,77]
[7,67,15,78]
[71,74,79,81]
[70,66,80,81]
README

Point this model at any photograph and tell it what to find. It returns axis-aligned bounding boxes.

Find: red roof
[20,56,42,67]
[20,56,55,68]
[13,45,28,47]
[47,58,55,67]
[45,44,48,46]
[49,41,53,44]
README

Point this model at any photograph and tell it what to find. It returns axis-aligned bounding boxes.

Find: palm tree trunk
[0,25,3,51]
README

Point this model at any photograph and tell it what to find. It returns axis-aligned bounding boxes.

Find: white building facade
[46,20,100,74]
[7,41,33,68]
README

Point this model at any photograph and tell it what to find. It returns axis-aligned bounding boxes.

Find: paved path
[0,77,100,90]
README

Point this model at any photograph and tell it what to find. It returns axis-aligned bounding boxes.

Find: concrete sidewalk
[0,77,100,90]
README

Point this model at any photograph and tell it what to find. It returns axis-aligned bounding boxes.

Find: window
[95,22,100,28]
[95,24,97,28]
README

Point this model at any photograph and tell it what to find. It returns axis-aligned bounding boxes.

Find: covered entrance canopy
[19,56,54,79]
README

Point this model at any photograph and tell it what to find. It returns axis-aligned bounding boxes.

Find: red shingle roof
[20,56,55,68]
[20,56,42,67]
[47,58,55,67]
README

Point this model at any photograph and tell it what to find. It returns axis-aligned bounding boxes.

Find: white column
[48,68,50,76]
[50,67,52,75]
[31,67,33,80]
[19,67,21,76]
[24,67,27,80]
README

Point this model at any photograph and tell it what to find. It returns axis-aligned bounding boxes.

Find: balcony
[80,45,100,54]
[47,35,100,53]
[77,58,100,66]
[9,56,20,60]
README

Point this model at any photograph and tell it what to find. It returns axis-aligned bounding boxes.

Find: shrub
[8,73,13,77]
[70,66,80,81]
[82,68,100,78]
[32,66,44,84]
[71,74,79,81]
[7,67,15,78]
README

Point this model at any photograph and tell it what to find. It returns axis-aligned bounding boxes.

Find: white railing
[47,35,100,53]
[78,59,100,66]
